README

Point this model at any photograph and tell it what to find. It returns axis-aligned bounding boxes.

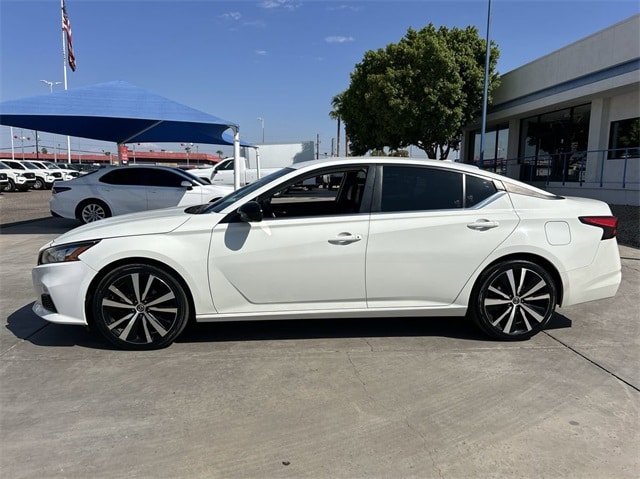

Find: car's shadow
[5,302,573,350]
[0,217,80,235]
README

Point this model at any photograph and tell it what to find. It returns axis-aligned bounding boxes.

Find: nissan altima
[50,165,233,223]
[32,157,622,350]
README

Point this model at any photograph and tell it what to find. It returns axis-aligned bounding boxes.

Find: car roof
[289,156,556,197]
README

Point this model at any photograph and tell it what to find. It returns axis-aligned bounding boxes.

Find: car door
[365,165,520,308]
[97,169,148,215]
[143,169,197,210]
[210,159,236,185]
[208,165,372,314]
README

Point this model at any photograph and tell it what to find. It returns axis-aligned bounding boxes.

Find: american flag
[62,1,76,71]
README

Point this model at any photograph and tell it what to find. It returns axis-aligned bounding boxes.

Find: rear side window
[465,174,498,207]
[381,166,463,212]
[100,169,143,185]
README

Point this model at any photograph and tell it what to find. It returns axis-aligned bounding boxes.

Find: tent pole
[233,127,241,190]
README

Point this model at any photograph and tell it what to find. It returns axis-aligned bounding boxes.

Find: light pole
[13,131,31,160]
[181,143,193,166]
[41,80,62,161]
[40,79,62,93]
[257,117,264,143]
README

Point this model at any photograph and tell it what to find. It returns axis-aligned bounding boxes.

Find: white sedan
[32,157,622,350]
[50,165,233,223]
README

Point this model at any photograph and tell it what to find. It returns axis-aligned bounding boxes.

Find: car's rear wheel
[77,200,111,224]
[470,260,557,340]
[92,264,190,350]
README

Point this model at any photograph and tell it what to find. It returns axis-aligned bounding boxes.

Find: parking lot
[1,189,638,478]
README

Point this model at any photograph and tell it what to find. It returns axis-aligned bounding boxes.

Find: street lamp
[40,80,62,161]
[257,117,264,143]
[40,79,62,93]
[13,131,31,160]
[181,143,194,166]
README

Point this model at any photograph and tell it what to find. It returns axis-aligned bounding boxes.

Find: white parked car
[0,160,36,191]
[32,157,622,350]
[49,165,233,224]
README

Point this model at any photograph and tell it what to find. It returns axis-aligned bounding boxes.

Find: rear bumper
[561,239,622,306]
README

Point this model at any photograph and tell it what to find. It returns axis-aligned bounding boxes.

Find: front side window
[141,169,185,187]
[609,117,640,159]
[381,166,463,212]
[256,166,370,218]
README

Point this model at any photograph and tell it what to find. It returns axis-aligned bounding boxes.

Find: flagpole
[61,0,72,162]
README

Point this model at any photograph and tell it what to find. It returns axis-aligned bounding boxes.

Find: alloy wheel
[472,260,556,340]
[80,202,107,223]
[93,265,189,349]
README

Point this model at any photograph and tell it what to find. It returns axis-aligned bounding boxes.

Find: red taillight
[579,216,618,240]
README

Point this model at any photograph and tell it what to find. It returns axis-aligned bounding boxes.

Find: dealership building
[462,14,639,206]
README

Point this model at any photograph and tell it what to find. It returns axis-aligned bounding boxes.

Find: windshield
[203,168,293,213]
[22,162,39,170]
[42,162,59,169]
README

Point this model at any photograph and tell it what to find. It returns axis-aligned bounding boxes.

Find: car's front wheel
[33,178,45,190]
[2,179,15,192]
[91,264,190,350]
[469,260,557,340]
[77,200,111,224]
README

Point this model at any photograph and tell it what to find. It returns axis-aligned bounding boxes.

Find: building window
[467,125,509,164]
[608,117,640,159]
[517,104,590,182]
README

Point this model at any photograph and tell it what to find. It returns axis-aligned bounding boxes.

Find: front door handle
[467,220,499,231]
[328,233,362,245]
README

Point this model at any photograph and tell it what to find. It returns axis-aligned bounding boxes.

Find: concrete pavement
[0,215,638,478]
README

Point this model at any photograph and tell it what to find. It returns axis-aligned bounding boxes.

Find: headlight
[38,240,100,265]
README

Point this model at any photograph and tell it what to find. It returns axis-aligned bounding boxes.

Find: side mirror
[180,180,193,190]
[237,201,263,223]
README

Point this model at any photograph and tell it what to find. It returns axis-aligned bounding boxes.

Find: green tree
[329,93,343,156]
[41,147,48,154]
[216,150,224,158]
[337,24,500,159]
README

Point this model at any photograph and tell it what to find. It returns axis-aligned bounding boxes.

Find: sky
[0,0,638,159]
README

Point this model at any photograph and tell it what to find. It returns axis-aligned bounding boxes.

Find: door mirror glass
[237,201,263,222]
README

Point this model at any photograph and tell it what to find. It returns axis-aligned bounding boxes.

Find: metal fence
[478,148,639,189]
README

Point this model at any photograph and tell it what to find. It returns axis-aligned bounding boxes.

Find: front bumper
[32,261,98,325]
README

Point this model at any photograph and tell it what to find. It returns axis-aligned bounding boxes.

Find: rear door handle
[467,220,499,231]
[328,233,362,245]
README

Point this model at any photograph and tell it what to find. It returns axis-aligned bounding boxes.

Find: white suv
[0,161,36,191]
[2,159,56,190]
[29,160,79,181]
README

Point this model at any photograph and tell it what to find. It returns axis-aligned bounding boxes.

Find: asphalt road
[0,189,638,478]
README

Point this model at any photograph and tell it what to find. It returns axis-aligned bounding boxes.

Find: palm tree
[216,149,224,158]
[329,93,344,157]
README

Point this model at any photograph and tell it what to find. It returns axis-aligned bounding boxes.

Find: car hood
[50,206,207,245]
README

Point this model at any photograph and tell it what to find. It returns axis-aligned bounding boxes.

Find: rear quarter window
[465,174,498,207]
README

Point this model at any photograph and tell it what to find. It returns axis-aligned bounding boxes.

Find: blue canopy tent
[0,81,251,188]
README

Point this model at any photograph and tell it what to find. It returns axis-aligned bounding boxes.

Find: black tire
[469,260,557,341]
[77,200,111,224]
[91,264,190,350]
[33,177,45,190]
[2,179,15,192]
